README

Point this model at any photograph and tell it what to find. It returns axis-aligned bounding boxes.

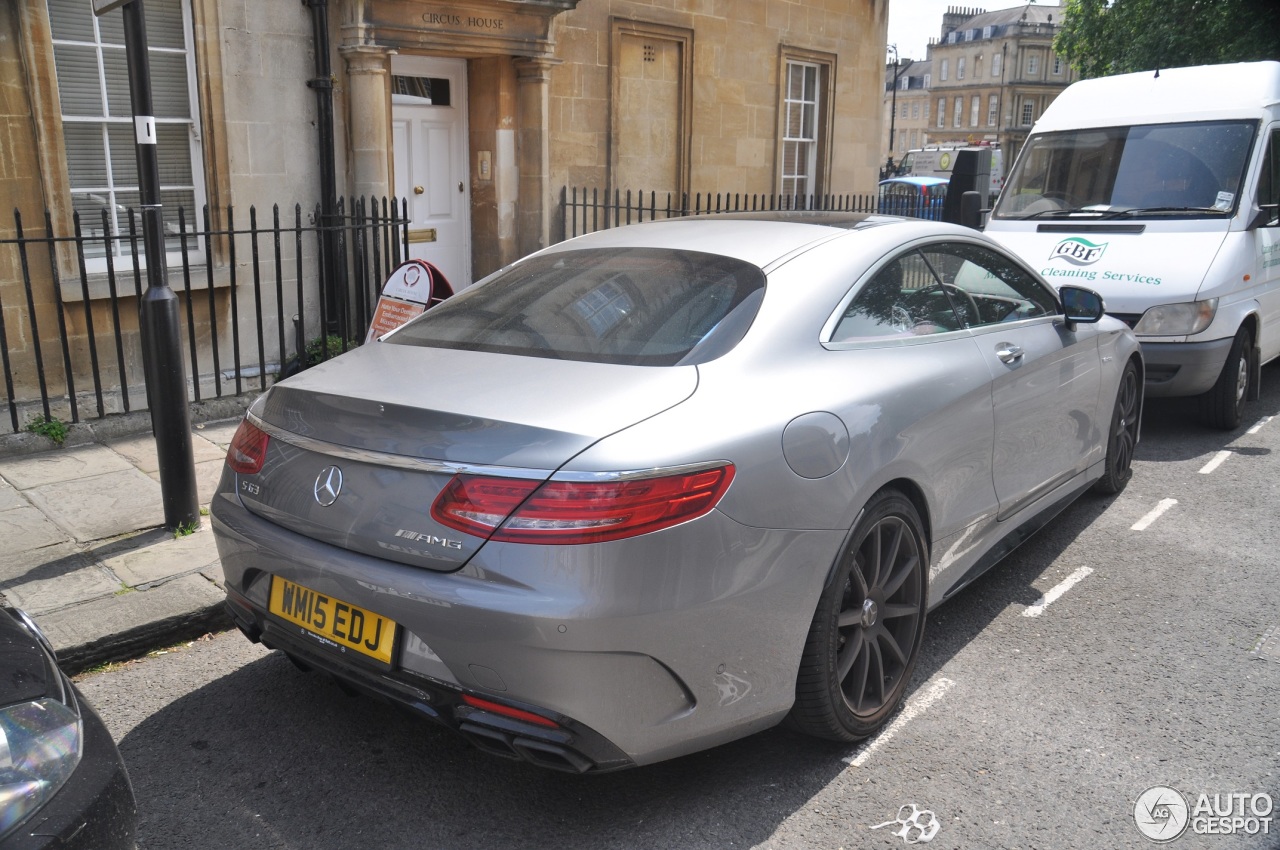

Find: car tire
[789,489,928,742]
[1198,326,1252,431]
[1093,360,1139,495]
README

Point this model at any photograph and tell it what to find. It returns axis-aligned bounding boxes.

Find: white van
[901,145,1004,204]
[985,61,1280,429]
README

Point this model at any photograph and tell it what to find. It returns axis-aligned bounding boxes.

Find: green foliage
[1057,0,1280,79]
[304,334,359,366]
[173,520,200,538]
[25,414,69,446]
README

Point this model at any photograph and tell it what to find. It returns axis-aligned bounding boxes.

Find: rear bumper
[210,488,842,769]
[1138,336,1233,397]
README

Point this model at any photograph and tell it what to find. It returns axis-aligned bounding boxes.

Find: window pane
[156,123,193,185]
[63,123,109,188]
[150,52,192,117]
[102,46,131,116]
[96,8,124,44]
[802,103,815,137]
[53,45,103,114]
[803,65,817,101]
[161,188,197,253]
[919,243,1055,327]
[145,0,186,49]
[788,65,803,100]
[388,248,767,367]
[106,122,139,187]
[47,0,96,42]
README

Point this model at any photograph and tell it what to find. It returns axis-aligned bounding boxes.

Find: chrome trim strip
[247,412,731,483]
[246,411,552,479]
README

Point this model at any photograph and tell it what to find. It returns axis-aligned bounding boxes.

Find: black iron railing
[560,187,951,240]
[0,196,409,434]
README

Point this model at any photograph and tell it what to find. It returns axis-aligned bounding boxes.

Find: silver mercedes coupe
[211,212,1142,772]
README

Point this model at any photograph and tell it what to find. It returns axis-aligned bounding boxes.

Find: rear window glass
[386,247,766,366]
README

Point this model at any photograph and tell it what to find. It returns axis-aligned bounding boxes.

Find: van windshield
[993,120,1257,220]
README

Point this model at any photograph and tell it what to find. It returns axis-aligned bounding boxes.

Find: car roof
[545,212,947,270]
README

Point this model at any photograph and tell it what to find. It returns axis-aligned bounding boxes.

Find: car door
[917,241,1104,520]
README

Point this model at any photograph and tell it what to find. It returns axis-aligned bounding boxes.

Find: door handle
[995,343,1024,363]
[413,185,424,195]
[458,181,464,193]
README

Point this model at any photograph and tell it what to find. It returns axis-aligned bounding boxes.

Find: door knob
[458,181,464,193]
[413,185,424,195]
[995,343,1024,363]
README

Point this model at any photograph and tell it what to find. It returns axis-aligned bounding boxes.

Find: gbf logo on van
[1049,237,1109,266]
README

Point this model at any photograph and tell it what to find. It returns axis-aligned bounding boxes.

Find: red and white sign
[366,260,452,342]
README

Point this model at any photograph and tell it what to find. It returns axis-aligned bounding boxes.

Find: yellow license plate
[268,577,397,666]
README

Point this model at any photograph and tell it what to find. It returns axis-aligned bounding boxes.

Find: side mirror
[1248,204,1279,230]
[1059,285,1106,331]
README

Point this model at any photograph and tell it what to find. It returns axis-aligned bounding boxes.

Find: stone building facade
[881,58,932,171]
[1,0,888,418]
[927,3,1074,164]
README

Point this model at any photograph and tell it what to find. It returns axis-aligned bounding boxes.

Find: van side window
[1261,129,1280,226]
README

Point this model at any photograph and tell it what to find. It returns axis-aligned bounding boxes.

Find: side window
[918,243,1057,328]
[1261,128,1279,226]
[831,252,961,342]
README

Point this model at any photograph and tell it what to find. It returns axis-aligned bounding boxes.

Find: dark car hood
[0,607,52,706]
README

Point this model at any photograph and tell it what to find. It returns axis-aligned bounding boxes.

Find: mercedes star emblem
[313,465,343,507]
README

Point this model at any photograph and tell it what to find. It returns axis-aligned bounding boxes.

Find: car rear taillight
[227,419,270,474]
[431,464,735,545]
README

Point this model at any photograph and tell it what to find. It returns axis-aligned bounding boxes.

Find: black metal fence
[562,188,886,239]
[0,196,409,434]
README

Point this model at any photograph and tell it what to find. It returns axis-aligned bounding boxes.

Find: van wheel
[1198,327,1252,430]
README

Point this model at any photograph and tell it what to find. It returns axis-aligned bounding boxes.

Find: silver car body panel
[212,214,1142,766]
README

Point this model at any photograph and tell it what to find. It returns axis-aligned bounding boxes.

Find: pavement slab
[145,458,225,505]
[1,562,122,615]
[37,573,231,672]
[0,444,134,489]
[106,431,228,474]
[0,504,71,553]
[96,523,221,587]
[0,541,98,586]
[0,479,25,511]
[194,418,243,450]
[24,467,165,542]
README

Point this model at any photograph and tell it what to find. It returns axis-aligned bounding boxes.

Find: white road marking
[1022,566,1094,618]
[844,677,954,768]
[1247,416,1273,435]
[1131,498,1177,531]
[1199,450,1232,474]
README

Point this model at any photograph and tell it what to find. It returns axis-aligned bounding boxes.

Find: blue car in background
[878,176,948,220]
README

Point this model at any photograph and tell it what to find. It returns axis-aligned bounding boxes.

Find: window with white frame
[923,74,931,88]
[940,59,949,81]
[937,98,945,128]
[912,102,919,119]
[992,51,1002,77]
[48,0,204,267]
[957,57,966,79]
[987,94,998,127]
[1021,100,1035,125]
[982,25,993,38]
[781,60,820,198]
[1053,55,1063,75]
[970,95,980,127]
[900,76,910,91]
[1027,54,1040,75]
[953,97,963,128]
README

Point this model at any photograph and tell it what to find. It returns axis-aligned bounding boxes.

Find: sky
[888,0,1048,61]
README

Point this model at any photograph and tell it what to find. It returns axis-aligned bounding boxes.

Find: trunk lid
[235,342,697,571]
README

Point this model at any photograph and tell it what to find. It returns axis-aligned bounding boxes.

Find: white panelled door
[391,56,471,289]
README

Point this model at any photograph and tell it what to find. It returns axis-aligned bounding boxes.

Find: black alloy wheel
[790,490,928,741]
[1094,360,1139,495]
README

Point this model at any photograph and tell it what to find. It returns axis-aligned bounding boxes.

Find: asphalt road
[79,364,1280,850]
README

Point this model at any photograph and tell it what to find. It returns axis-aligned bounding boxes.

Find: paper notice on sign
[367,297,426,342]
[382,261,433,304]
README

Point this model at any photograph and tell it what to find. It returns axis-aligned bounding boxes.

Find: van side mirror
[1059,285,1105,331]
[1249,204,1279,229]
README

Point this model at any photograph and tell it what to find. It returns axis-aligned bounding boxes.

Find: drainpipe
[304,0,343,337]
